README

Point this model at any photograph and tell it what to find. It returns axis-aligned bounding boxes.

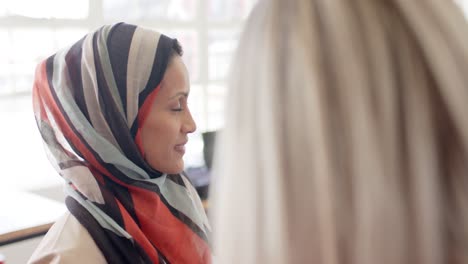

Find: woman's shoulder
[28,211,106,264]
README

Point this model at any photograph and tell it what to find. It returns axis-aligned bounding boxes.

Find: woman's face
[140,55,196,174]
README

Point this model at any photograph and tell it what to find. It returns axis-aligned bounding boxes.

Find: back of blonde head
[211,0,468,263]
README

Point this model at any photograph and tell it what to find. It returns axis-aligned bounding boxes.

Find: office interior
[0,0,467,263]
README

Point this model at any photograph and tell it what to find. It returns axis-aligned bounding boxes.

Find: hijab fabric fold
[32,22,211,264]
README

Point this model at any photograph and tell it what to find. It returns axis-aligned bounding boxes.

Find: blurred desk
[0,190,66,246]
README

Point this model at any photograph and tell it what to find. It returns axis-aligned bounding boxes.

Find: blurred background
[0,0,256,262]
[0,0,467,263]
[0,0,257,192]
[1,0,467,200]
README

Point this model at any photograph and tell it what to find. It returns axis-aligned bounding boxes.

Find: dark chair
[202,130,217,170]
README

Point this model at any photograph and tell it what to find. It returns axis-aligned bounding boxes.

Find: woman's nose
[182,109,197,134]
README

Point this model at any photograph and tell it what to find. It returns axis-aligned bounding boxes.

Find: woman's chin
[159,163,185,175]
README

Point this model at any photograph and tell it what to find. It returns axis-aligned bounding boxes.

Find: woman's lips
[174,143,186,154]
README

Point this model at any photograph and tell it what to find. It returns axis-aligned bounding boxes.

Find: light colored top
[28,212,106,264]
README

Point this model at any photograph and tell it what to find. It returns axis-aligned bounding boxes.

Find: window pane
[8,28,87,93]
[454,0,468,18]
[188,84,206,130]
[1,0,88,19]
[55,29,88,49]
[11,29,55,62]
[0,30,12,95]
[208,30,240,81]
[186,84,205,168]
[208,0,256,21]
[185,131,205,168]
[0,96,61,190]
[0,6,6,16]
[0,64,14,95]
[12,62,35,92]
[104,0,196,21]
[0,30,11,62]
[206,84,227,131]
[10,29,54,92]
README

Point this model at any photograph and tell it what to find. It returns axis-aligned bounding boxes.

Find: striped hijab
[32,23,211,264]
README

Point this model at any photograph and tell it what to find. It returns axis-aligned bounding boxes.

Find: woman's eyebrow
[169,91,189,100]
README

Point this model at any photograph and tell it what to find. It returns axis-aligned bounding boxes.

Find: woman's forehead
[158,56,190,99]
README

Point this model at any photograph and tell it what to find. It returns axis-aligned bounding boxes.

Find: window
[0,0,257,191]
[455,0,468,18]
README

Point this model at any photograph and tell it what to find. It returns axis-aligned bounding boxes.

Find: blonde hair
[211,0,468,263]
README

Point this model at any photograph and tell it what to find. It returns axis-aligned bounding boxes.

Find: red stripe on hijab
[116,198,161,263]
[132,188,212,263]
[135,85,161,155]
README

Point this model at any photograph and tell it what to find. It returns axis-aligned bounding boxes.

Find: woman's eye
[170,98,186,112]
[171,102,183,111]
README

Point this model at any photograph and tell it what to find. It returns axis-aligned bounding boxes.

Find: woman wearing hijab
[29,22,211,264]
[212,0,468,263]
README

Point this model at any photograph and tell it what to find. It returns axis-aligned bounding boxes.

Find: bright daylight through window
[0,0,256,191]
